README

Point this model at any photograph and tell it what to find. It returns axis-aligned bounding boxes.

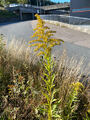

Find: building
[70,0,90,18]
[41,3,70,15]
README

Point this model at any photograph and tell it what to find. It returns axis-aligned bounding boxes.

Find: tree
[0,0,18,7]
[0,0,55,7]
[17,0,28,4]
[0,0,9,7]
[30,0,54,6]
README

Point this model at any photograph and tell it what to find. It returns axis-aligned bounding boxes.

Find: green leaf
[41,76,50,91]
[52,99,57,103]
[51,84,55,89]
[52,104,57,111]
[51,74,55,84]
[42,92,50,103]
[52,114,61,118]
[38,107,47,113]
[43,73,51,83]
[44,64,50,72]
[52,89,59,100]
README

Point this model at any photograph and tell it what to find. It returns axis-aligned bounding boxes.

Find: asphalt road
[0,20,90,72]
[0,21,34,42]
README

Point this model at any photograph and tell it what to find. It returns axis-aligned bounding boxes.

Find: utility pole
[43,0,45,14]
[37,0,38,7]
[28,0,31,5]
[39,0,41,14]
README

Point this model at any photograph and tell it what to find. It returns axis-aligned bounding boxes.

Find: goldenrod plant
[61,82,84,120]
[29,14,63,58]
[61,81,90,120]
[83,112,90,120]
[29,14,64,120]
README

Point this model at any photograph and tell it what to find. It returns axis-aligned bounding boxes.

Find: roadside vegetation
[0,9,17,18]
[0,15,90,120]
[0,9,18,23]
[0,0,55,7]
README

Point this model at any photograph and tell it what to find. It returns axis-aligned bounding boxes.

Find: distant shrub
[0,10,17,18]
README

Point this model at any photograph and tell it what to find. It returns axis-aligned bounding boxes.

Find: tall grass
[55,52,90,119]
[0,36,42,120]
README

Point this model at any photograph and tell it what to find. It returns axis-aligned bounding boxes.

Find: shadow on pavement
[0,19,33,27]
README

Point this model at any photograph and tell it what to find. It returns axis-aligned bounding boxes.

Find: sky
[51,0,70,3]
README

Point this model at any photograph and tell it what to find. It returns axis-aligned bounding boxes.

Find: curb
[44,20,90,34]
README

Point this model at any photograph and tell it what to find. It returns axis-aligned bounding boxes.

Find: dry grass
[0,38,90,119]
[55,50,89,107]
[4,39,90,101]
[6,39,38,64]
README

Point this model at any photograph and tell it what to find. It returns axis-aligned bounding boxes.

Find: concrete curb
[44,20,90,34]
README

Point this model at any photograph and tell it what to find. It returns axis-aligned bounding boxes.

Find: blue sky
[51,0,70,3]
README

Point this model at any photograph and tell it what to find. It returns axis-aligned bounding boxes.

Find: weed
[29,14,64,120]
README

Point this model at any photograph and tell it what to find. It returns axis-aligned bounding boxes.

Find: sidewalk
[46,22,90,49]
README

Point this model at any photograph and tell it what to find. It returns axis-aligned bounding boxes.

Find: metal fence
[40,14,90,25]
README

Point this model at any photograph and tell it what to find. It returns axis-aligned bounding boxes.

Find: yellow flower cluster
[72,82,84,93]
[29,14,64,58]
